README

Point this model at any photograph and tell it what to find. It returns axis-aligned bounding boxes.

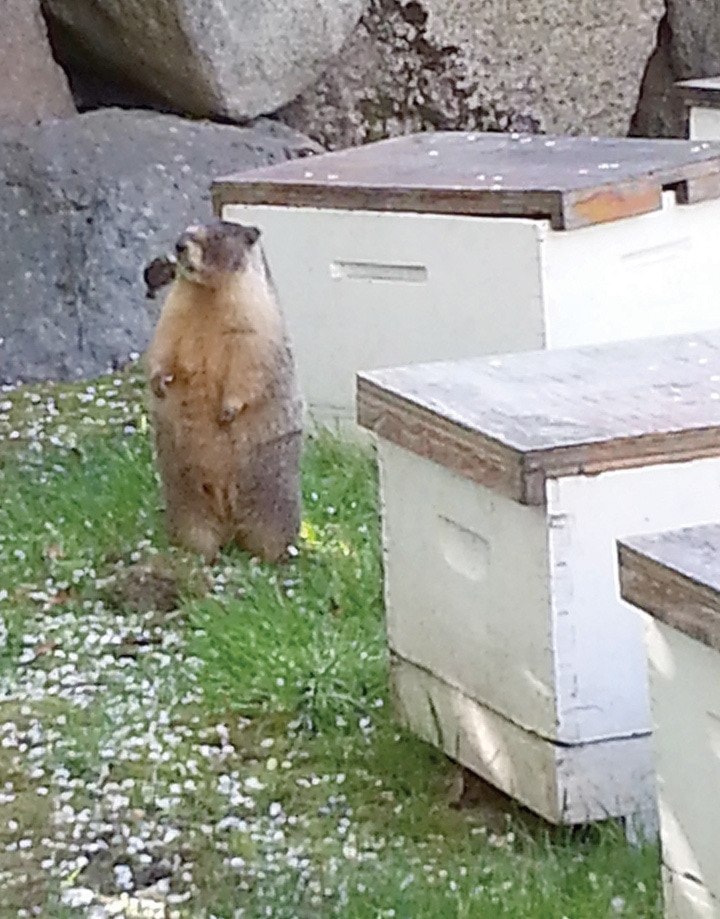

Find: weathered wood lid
[357,330,720,506]
[676,77,720,109]
[618,524,720,653]
[213,131,720,230]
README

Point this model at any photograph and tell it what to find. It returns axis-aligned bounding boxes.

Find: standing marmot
[144,220,303,563]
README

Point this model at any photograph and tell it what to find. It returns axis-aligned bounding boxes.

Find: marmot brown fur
[144,220,303,563]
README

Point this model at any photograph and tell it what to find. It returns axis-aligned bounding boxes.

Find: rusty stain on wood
[562,182,661,230]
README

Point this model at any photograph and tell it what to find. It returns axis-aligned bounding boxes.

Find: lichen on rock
[281,0,664,149]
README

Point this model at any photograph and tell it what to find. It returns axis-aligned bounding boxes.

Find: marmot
[144,220,303,563]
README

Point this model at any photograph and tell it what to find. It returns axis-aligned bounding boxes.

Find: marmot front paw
[150,372,174,399]
[144,255,177,300]
[219,403,246,425]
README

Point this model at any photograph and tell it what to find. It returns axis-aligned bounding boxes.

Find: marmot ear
[245,226,261,246]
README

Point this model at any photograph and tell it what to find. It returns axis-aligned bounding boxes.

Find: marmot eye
[175,240,188,256]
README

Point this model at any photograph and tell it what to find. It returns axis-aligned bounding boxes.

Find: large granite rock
[633,1,720,138]
[668,0,720,78]
[280,0,665,149]
[42,0,367,121]
[0,109,320,384]
[1,0,74,123]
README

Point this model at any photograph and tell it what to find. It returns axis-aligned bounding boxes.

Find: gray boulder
[668,0,720,79]
[0,108,321,384]
[280,0,664,150]
[1,0,75,123]
[41,0,368,121]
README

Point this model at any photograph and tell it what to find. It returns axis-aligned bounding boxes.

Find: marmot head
[174,221,262,287]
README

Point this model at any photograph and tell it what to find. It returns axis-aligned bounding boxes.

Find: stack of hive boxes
[214,119,720,917]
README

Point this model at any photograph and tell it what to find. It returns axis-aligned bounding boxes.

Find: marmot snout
[145,220,303,563]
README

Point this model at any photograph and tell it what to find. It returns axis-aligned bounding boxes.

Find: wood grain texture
[213,131,720,230]
[676,78,720,109]
[357,330,720,505]
[618,524,720,652]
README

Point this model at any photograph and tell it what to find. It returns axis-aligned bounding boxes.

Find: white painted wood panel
[542,191,720,349]
[663,868,719,919]
[548,457,720,745]
[646,618,720,916]
[379,432,720,745]
[690,107,720,142]
[378,438,557,737]
[391,654,656,826]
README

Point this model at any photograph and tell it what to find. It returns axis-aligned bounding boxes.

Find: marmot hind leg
[167,510,223,563]
[233,431,302,563]
[234,510,300,563]
[158,446,228,563]
[163,477,225,563]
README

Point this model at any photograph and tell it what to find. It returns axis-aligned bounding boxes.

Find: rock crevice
[633,0,720,137]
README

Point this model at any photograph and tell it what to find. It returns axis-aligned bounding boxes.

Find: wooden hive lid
[213,131,720,230]
[676,76,720,109]
[357,330,720,506]
[618,524,720,652]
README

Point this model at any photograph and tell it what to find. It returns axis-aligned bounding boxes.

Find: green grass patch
[0,379,663,917]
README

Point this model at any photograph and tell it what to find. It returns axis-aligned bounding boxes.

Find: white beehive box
[214,131,720,435]
[357,330,720,828]
[677,78,720,141]
[619,524,720,918]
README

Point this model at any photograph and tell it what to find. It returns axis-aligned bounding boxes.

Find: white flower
[60,888,95,908]
[113,864,133,891]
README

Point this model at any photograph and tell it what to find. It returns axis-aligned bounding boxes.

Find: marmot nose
[175,239,188,256]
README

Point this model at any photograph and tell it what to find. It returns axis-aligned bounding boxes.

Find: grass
[0,369,662,918]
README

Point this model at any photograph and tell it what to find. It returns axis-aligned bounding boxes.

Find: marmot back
[145,220,303,563]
